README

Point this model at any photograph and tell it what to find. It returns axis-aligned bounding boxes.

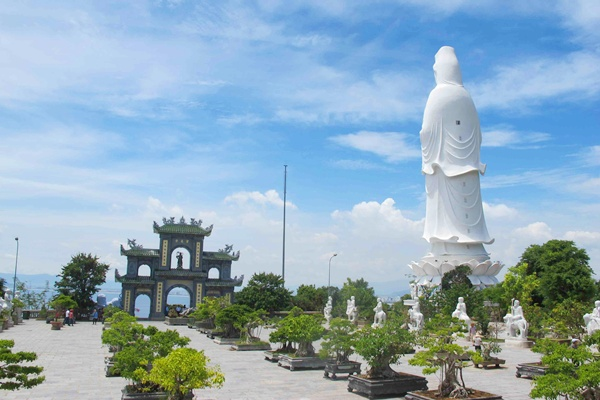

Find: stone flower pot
[50,321,62,330]
[323,360,362,380]
[348,373,428,398]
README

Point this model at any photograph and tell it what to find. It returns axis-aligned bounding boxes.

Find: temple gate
[115,217,243,320]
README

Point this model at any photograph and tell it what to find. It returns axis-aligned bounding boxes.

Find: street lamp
[13,237,19,295]
[328,253,337,295]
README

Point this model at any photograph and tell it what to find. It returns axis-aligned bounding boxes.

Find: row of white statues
[326,294,600,338]
[323,296,388,328]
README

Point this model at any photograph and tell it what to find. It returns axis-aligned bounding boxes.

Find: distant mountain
[0,272,121,293]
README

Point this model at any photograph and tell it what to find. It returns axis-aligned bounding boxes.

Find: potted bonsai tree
[189,297,228,335]
[348,314,427,398]
[112,325,191,399]
[471,339,505,369]
[320,317,361,380]
[265,307,303,362]
[407,314,502,400]
[48,294,77,330]
[270,307,327,371]
[148,347,225,400]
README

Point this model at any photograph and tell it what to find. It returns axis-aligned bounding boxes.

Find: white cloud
[578,145,600,166]
[483,202,519,220]
[472,51,600,111]
[330,131,421,163]
[483,127,551,148]
[513,222,554,242]
[564,230,600,245]
[224,190,297,209]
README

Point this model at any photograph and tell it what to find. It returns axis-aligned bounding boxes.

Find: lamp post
[13,237,19,295]
[328,253,337,295]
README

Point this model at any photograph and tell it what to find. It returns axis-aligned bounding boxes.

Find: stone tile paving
[1,319,539,399]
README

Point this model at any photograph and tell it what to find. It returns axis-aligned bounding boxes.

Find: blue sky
[0,1,599,293]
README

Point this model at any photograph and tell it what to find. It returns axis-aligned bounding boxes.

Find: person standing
[469,323,477,341]
[92,309,99,325]
[69,309,75,326]
[64,308,70,326]
[473,334,483,352]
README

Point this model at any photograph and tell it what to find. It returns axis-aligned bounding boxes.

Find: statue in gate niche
[503,299,528,340]
[176,251,183,269]
[346,296,358,323]
[584,300,600,335]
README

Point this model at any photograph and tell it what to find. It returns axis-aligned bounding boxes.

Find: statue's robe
[420,46,493,258]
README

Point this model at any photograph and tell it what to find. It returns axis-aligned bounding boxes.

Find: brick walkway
[1,319,538,399]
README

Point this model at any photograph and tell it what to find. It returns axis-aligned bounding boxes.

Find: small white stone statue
[410,283,418,300]
[408,299,424,331]
[584,300,600,335]
[346,296,358,323]
[323,296,333,324]
[503,299,529,340]
[3,289,13,309]
[451,296,471,326]
[372,298,386,328]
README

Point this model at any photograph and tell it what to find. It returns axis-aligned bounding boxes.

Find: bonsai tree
[214,304,252,339]
[189,297,228,329]
[102,304,121,320]
[148,347,225,400]
[269,307,325,357]
[409,314,474,398]
[530,333,600,399]
[319,317,357,364]
[101,311,143,352]
[268,307,304,353]
[48,294,77,321]
[0,339,45,391]
[287,313,326,357]
[112,326,191,394]
[471,340,502,364]
[354,314,415,378]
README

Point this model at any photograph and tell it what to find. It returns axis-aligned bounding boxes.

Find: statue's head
[596,300,600,307]
[433,46,463,86]
[458,296,464,302]
[514,300,520,306]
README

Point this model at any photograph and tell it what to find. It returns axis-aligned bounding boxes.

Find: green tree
[319,317,357,363]
[0,278,6,298]
[15,279,52,310]
[354,314,414,379]
[409,314,474,398]
[214,304,261,339]
[148,348,225,400]
[334,278,377,320]
[520,240,595,308]
[292,284,328,311]
[0,339,45,391]
[235,272,292,313]
[55,253,110,313]
[48,294,77,321]
[530,334,600,399]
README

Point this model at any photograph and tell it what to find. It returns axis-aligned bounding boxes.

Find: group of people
[58,308,102,326]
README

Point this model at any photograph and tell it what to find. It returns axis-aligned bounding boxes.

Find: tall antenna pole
[282,165,287,285]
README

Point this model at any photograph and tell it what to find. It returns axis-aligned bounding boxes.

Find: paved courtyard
[2,319,539,399]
